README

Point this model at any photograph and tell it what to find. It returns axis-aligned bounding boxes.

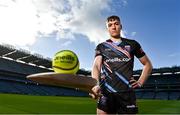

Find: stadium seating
[155,91,169,100]
[169,91,180,100]
[134,73,180,100]
[0,56,88,97]
[142,91,155,99]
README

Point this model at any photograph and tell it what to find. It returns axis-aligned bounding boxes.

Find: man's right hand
[89,85,102,99]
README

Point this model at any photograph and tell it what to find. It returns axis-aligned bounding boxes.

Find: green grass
[0,93,179,114]
[0,93,96,114]
[138,99,180,114]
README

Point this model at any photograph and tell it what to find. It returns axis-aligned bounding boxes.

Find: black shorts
[97,91,138,114]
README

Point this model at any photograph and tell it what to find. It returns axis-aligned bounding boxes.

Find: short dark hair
[106,15,120,22]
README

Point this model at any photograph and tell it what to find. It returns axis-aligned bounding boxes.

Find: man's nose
[112,25,116,29]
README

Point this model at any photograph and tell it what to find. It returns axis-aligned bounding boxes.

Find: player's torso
[99,38,136,93]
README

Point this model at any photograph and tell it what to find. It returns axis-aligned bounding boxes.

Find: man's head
[106,15,122,38]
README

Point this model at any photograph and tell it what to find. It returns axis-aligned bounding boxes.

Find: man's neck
[110,36,122,42]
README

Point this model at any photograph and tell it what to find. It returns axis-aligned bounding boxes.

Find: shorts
[97,91,138,114]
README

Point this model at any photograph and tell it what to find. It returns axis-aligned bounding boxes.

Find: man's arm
[131,55,153,88]
[92,55,102,82]
[90,55,102,98]
[138,55,153,86]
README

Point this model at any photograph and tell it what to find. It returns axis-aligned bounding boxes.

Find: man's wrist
[137,81,143,87]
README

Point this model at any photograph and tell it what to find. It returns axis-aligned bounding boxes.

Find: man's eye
[115,23,119,25]
[108,24,112,27]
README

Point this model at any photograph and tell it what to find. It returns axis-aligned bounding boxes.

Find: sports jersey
[95,38,145,93]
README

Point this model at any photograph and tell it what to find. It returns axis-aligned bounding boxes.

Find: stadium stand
[0,43,88,97]
[134,68,180,100]
[0,43,179,100]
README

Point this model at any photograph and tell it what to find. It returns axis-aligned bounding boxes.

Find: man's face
[107,19,121,38]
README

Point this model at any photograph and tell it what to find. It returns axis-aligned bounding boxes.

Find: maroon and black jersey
[95,38,145,93]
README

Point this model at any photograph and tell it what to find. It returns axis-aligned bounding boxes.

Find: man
[91,15,152,114]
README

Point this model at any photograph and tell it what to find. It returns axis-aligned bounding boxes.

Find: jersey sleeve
[134,41,145,58]
[95,44,102,57]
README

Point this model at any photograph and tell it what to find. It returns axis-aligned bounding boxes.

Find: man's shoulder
[122,37,137,43]
[96,42,104,47]
[95,42,105,50]
[97,41,108,46]
[122,38,140,45]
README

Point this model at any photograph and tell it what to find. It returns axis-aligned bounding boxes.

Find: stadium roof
[0,43,52,69]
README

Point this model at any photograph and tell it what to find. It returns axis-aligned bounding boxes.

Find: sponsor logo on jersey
[105,57,131,63]
[126,105,136,108]
[124,45,131,52]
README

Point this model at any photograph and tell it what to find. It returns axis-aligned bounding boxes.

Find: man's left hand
[130,78,143,88]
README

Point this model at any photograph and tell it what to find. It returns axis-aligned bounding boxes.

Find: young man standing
[91,15,152,114]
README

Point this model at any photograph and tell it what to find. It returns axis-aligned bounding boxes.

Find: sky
[0,0,179,71]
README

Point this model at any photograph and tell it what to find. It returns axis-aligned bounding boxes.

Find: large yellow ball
[52,50,79,74]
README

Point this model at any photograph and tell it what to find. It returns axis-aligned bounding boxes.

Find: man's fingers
[89,93,101,99]
[90,85,102,99]
[130,79,137,88]
[92,85,101,95]
[132,83,139,88]
[129,79,136,83]
[89,93,96,99]
[131,81,142,88]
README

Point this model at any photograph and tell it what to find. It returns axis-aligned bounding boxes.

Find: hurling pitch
[0,94,179,114]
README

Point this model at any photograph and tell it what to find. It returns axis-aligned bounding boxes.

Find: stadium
[0,43,179,114]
